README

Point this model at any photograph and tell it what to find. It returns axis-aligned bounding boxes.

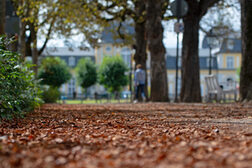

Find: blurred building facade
[216,38,241,82]
[95,35,241,100]
[216,38,241,96]
[166,48,218,98]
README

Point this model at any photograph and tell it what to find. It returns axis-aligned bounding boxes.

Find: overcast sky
[38,24,204,49]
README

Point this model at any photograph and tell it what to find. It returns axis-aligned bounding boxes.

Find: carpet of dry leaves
[1,103,252,168]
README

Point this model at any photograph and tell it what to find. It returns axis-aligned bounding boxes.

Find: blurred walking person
[134,64,146,103]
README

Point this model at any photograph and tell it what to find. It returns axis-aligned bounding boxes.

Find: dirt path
[0,103,252,168]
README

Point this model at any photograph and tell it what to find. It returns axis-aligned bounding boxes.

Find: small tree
[76,58,97,97]
[38,57,71,103]
[98,56,128,98]
[38,57,71,88]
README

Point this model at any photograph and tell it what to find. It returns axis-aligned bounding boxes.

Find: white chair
[204,75,237,102]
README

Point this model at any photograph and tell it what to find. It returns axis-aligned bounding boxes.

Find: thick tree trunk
[0,0,6,35]
[134,1,148,100]
[146,0,169,102]
[180,15,201,102]
[240,0,252,101]
[179,0,220,102]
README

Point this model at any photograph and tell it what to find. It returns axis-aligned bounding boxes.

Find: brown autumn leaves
[0,103,252,168]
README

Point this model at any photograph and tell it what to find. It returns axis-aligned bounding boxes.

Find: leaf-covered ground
[1,103,252,168]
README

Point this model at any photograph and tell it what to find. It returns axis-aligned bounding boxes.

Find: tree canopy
[38,57,71,88]
[76,58,97,90]
[98,56,128,93]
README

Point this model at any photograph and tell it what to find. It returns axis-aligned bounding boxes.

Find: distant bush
[38,57,71,103]
[98,56,128,95]
[0,36,42,119]
[38,57,71,88]
[76,58,97,93]
[41,86,60,103]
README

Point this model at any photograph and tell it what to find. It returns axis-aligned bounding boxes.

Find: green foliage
[38,57,71,88]
[98,56,128,93]
[76,58,97,90]
[237,67,241,82]
[41,86,60,103]
[13,0,107,52]
[0,37,42,119]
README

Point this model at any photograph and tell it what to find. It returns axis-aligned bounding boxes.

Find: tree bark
[30,24,38,75]
[134,1,148,101]
[18,20,26,60]
[180,0,220,102]
[180,15,201,102]
[240,0,252,101]
[38,18,55,56]
[17,0,27,60]
[0,0,6,35]
[146,0,169,102]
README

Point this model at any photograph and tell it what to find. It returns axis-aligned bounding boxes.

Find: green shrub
[38,57,71,88]
[98,56,128,93]
[76,58,97,91]
[0,37,42,119]
[41,86,60,103]
[38,57,71,103]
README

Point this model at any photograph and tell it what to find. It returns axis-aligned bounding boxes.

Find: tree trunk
[0,0,5,35]
[30,24,38,75]
[134,1,148,101]
[180,15,201,102]
[38,18,55,56]
[179,0,220,102]
[17,0,26,60]
[18,20,26,60]
[240,0,252,101]
[146,0,169,102]
[0,0,6,35]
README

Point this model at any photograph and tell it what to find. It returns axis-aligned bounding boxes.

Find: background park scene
[0,0,252,167]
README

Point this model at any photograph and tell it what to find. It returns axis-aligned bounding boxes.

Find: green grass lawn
[58,99,131,104]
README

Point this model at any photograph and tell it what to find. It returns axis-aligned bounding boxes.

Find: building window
[236,56,240,68]
[217,55,223,68]
[227,39,234,50]
[178,78,181,94]
[68,78,76,97]
[69,57,75,66]
[206,58,215,68]
[178,57,182,67]
[168,74,174,82]
[226,56,234,69]
[169,85,173,95]
[78,86,82,94]
[122,54,131,67]
[201,84,204,96]
[61,84,66,93]
[121,47,131,67]
[116,47,121,54]
[200,75,206,82]
[106,46,111,52]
